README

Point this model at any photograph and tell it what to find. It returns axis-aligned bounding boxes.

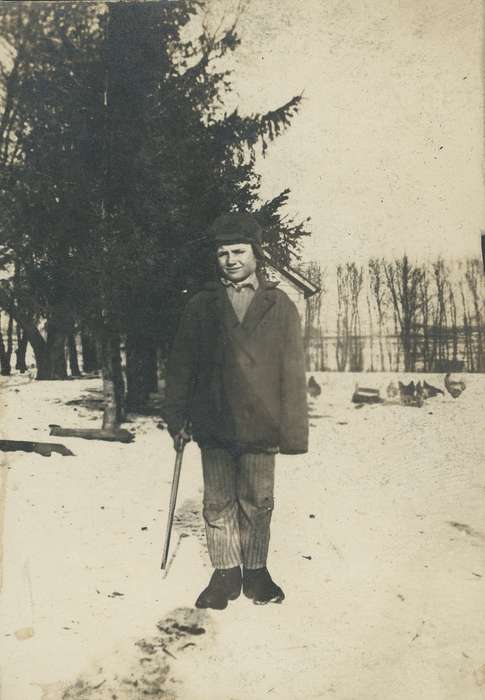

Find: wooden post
[100,330,125,431]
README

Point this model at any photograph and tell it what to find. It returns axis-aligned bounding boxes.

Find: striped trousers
[201,447,275,570]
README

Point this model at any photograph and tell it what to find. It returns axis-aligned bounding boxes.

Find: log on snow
[48,425,134,443]
[0,440,74,457]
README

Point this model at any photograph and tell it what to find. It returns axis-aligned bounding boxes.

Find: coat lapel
[217,285,255,361]
[210,278,278,363]
[241,285,276,335]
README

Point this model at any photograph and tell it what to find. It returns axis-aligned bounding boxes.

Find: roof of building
[264,252,320,299]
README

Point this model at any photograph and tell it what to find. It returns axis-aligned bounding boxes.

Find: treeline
[303,255,485,373]
[0,1,309,427]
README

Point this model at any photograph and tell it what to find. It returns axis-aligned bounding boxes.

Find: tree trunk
[29,321,67,380]
[393,313,400,371]
[463,312,474,372]
[0,331,9,375]
[126,331,158,410]
[101,331,125,430]
[402,335,412,372]
[366,295,375,372]
[4,314,13,375]
[81,329,100,373]
[0,288,67,380]
[0,313,11,375]
[15,325,28,373]
[32,342,51,380]
[68,333,82,377]
[45,320,68,379]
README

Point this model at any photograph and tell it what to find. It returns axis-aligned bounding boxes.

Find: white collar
[221,271,259,291]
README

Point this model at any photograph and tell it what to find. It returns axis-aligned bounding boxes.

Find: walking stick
[161,436,186,572]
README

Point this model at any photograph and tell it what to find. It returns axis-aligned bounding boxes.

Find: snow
[0,372,484,699]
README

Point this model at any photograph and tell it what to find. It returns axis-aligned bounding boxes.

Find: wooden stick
[161,443,185,572]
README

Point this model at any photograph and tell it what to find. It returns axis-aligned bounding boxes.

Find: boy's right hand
[173,427,191,452]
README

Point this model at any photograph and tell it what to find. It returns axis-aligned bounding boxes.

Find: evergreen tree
[0,1,310,413]
[0,2,105,377]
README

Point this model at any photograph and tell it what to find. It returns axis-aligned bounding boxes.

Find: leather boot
[195,567,242,610]
[243,567,285,605]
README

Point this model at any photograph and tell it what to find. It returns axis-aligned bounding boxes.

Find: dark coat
[163,277,308,454]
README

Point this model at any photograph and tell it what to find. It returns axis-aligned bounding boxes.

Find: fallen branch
[0,440,74,457]
[49,425,134,443]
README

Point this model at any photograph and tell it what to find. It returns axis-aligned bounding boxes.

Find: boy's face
[216,242,257,283]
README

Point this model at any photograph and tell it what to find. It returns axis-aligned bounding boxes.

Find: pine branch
[212,94,303,156]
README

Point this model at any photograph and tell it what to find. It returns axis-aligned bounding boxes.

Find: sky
[205,0,484,266]
[1,1,482,268]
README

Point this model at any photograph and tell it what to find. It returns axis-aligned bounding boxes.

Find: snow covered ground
[1,372,484,700]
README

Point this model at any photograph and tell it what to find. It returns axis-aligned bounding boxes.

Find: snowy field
[0,371,484,700]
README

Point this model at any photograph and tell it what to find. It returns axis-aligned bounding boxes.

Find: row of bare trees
[303,256,485,373]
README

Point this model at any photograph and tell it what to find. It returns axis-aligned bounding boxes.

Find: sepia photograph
[0,1,484,698]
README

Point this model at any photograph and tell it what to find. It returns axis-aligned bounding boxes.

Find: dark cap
[208,212,263,248]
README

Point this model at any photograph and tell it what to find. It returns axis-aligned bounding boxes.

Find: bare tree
[465,258,485,371]
[391,307,401,371]
[336,264,350,371]
[300,261,325,371]
[459,275,474,372]
[366,292,375,372]
[335,263,363,372]
[348,263,364,371]
[417,265,434,371]
[368,258,387,371]
[432,258,450,366]
[312,264,326,371]
[384,255,423,372]
[447,265,459,365]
